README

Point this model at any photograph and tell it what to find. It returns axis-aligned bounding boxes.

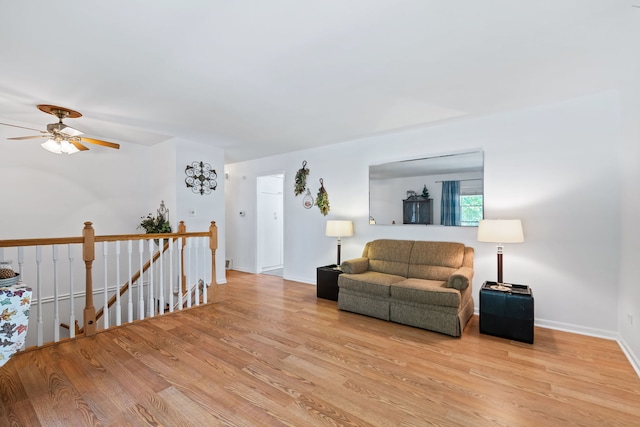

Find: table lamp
[325,220,353,266]
[477,219,524,290]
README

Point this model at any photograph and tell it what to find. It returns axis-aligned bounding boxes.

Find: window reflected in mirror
[369,151,484,226]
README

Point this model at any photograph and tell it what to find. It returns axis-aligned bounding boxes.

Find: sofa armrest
[341,257,369,274]
[447,266,474,290]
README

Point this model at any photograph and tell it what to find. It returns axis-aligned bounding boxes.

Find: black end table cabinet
[480,281,534,344]
[316,265,342,301]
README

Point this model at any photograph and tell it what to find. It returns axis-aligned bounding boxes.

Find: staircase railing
[0,220,218,351]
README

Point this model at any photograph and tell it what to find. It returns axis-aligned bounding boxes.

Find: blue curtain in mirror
[441,181,461,226]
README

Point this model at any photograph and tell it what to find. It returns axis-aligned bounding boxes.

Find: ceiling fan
[0,104,120,154]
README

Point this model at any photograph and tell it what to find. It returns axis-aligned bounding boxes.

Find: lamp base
[489,283,511,292]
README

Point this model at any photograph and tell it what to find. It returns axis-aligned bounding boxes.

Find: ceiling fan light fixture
[41,138,79,155]
[3,105,119,153]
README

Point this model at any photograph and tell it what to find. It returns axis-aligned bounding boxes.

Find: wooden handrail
[0,236,83,248]
[0,232,211,248]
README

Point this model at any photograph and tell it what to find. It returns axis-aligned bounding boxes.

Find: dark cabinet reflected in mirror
[369,151,484,226]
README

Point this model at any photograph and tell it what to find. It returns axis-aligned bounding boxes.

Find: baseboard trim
[283,274,315,285]
[533,318,618,340]
[229,266,255,274]
[618,337,640,378]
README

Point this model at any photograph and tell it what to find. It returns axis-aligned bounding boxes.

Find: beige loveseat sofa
[338,239,474,337]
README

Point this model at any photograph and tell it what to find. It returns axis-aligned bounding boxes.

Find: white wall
[0,131,226,322]
[225,91,625,340]
[619,83,640,373]
[0,130,154,238]
[0,132,225,275]
[174,139,226,285]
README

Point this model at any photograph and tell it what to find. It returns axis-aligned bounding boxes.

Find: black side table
[479,281,534,344]
[316,265,342,301]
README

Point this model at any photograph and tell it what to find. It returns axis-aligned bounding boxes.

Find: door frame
[256,171,284,273]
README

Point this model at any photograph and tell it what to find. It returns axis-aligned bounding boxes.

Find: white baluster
[138,239,144,320]
[186,238,192,308]
[36,246,43,346]
[148,239,154,318]
[168,238,174,313]
[17,247,24,283]
[103,241,109,329]
[68,245,75,339]
[202,237,208,303]
[158,238,164,315]
[53,245,60,342]
[177,237,183,310]
[17,247,26,350]
[194,237,200,306]
[127,240,133,323]
[115,241,121,326]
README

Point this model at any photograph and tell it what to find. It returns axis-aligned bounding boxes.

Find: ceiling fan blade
[0,122,46,133]
[8,135,48,140]
[70,140,89,151]
[79,137,120,150]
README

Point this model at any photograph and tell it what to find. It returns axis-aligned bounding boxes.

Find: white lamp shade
[41,139,80,155]
[41,139,63,154]
[60,140,80,154]
[477,219,524,243]
[325,220,353,237]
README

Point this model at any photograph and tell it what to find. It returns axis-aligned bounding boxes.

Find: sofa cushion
[364,239,414,277]
[407,241,465,281]
[390,278,461,307]
[339,271,405,297]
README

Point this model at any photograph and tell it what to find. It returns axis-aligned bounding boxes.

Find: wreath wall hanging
[302,189,314,209]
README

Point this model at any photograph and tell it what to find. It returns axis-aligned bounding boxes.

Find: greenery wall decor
[294,160,310,196]
[315,178,330,216]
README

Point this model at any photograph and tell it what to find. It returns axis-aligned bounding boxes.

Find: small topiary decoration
[422,185,430,199]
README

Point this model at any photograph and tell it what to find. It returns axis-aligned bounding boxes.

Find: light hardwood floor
[1,270,639,426]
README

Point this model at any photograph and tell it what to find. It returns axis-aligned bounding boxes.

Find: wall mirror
[369,150,484,226]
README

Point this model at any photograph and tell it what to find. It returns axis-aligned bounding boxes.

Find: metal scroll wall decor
[185,161,217,195]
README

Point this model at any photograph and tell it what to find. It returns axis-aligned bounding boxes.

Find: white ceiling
[0,1,638,163]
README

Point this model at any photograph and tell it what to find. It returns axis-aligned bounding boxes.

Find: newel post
[82,222,97,336]
[209,221,219,303]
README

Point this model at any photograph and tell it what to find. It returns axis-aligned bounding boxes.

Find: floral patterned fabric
[0,284,32,368]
